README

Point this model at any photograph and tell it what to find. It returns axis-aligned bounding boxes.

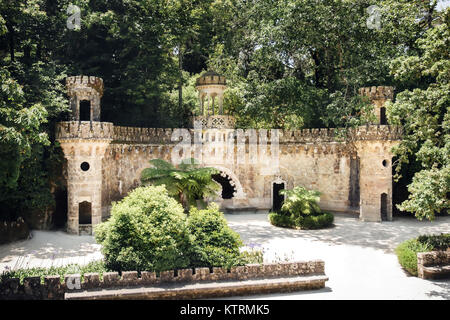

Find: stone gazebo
[193,71,235,129]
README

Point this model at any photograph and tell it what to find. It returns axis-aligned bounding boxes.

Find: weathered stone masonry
[56,75,400,235]
[0,260,327,300]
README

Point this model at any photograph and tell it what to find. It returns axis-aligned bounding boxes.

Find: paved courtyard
[227,212,449,300]
[0,212,448,299]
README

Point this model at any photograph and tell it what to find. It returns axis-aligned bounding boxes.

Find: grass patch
[0,260,108,284]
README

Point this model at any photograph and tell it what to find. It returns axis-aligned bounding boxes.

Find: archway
[209,166,246,199]
[79,201,92,224]
[212,173,236,199]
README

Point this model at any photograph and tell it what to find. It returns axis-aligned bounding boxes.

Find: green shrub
[188,203,244,268]
[395,239,432,276]
[280,186,321,216]
[268,212,295,228]
[269,186,334,230]
[417,233,450,251]
[94,186,194,272]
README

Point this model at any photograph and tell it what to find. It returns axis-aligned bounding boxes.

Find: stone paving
[227,212,450,300]
[0,212,448,299]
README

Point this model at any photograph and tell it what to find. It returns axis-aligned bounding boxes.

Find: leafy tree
[386,8,449,220]
[140,158,220,210]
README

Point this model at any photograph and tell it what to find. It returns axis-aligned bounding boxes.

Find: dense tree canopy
[0,0,448,223]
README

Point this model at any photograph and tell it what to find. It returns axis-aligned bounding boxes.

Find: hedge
[395,233,449,276]
[269,212,334,230]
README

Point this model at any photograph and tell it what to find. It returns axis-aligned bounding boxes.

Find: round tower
[359,86,394,125]
[56,76,113,235]
[194,71,235,128]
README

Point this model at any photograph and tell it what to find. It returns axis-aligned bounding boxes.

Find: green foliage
[140,158,220,210]
[0,260,107,284]
[387,8,450,220]
[280,186,322,216]
[268,212,295,228]
[269,211,334,230]
[395,239,433,276]
[188,203,245,268]
[270,186,334,230]
[95,186,250,272]
[94,186,194,272]
[417,233,450,251]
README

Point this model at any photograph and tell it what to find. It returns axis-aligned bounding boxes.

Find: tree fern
[141,158,220,211]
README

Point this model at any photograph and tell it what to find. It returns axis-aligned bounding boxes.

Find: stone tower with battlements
[57,76,113,235]
[356,85,396,222]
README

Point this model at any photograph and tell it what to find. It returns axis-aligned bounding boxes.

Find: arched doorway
[79,201,92,224]
[79,100,91,121]
[272,182,285,212]
[212,173,236,199]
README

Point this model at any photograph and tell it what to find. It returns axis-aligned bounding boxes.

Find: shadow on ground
[226,212,450,253]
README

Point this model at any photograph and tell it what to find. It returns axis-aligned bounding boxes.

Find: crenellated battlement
[56,121,114,141]
[359,86,394,101]
[66,76,104,97]
[107,124,402,144]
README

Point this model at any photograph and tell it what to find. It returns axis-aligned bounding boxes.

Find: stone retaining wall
[417,250,450,279]
[0,260,325,300]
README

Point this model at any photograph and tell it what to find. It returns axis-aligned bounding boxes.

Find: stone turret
[57,76,112,235]
[356,86,398,222]
[66,76,104,122]
[359,86,394,125]
[194,71,235,129]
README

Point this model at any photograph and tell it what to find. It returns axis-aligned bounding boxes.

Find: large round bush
[94,186,194,272]
[188,204,245,268]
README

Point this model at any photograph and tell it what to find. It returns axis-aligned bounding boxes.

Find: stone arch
[210,165,246,199]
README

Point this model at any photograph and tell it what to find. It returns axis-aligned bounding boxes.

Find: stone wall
[417,250,450,280]
[0,260,325,300]
[56,121,401,233]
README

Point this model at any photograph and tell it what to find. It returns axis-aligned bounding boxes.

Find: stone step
[65,274,328,300]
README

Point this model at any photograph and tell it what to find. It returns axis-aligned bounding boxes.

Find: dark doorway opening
[79,201,92,224]
[381,193,388,221]
[52,189,67,229]
[380,107,387,125]
[212,173,236,199]
[349,156,360,209]
[272,183,285,212]
[79,100,91,121]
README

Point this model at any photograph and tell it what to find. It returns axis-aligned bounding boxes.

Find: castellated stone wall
[56,121,401,234]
